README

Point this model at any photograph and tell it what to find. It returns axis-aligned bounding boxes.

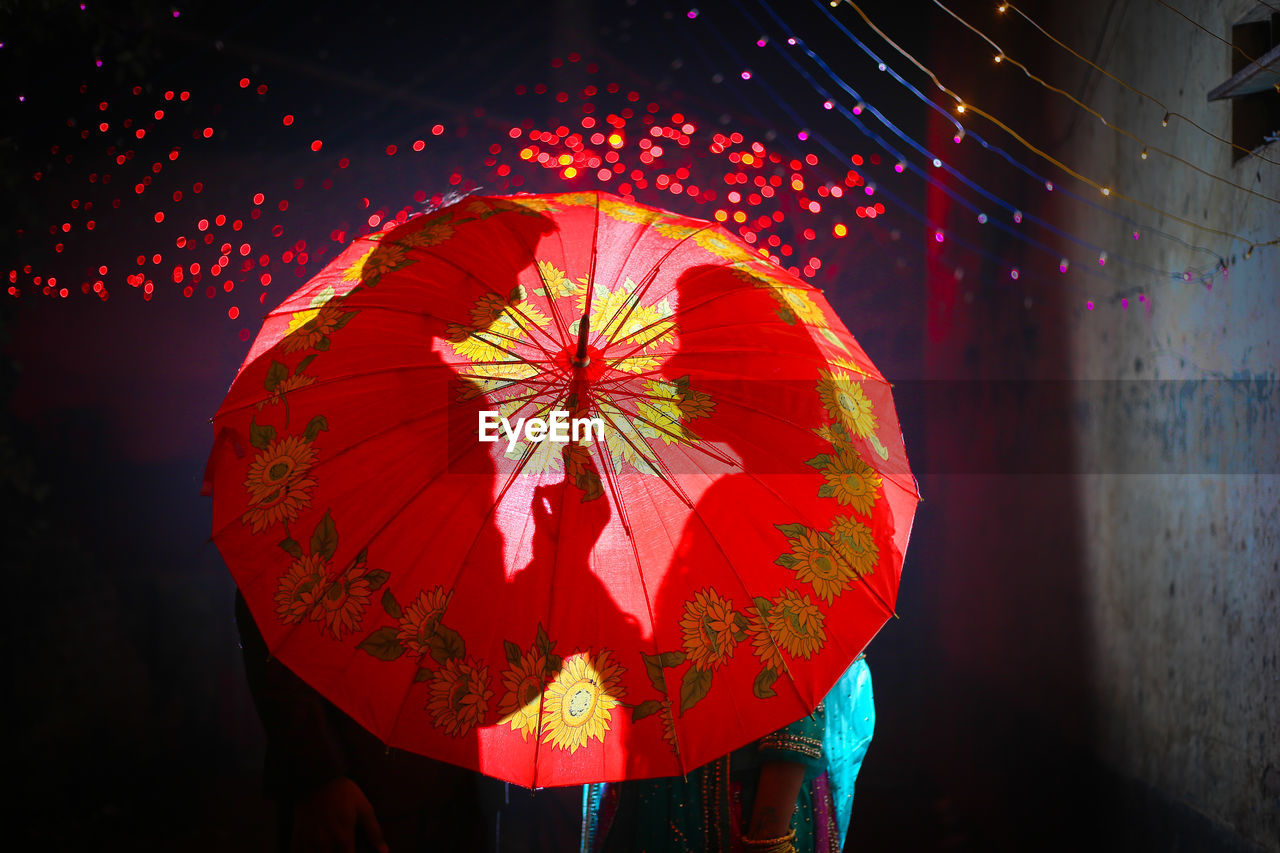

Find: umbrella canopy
[207,191,917,787]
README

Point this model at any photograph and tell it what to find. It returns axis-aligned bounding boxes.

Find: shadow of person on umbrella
[587,260,863,852]
[228,197,567,852]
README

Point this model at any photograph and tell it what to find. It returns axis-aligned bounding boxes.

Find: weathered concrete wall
[1048,0,1279,845]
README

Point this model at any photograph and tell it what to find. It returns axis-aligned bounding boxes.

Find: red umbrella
[206,191,916,787]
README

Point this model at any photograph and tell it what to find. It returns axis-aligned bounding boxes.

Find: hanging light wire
[837,0,1280,251]
[930,0,1280,200]
[1000,1,1280,166]
[1156,0,1280,83]
[807,0,1224,264]
[744,0,1183,284]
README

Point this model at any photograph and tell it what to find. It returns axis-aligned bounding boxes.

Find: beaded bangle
[743,827,798,853]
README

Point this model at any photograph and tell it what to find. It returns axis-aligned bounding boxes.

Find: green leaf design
[632,699,664,722]
[310,511,338,560]
[365,568,389,591]
[776,307,797,325]
[413,667,434,683]
[658,651,686,668]
[315,337,331,351]
[731,612,748,643]
[753,668,778,699]
[381,589,402,620]
[535,623,552,656]
[248,418,276,450]
[279,538,304,558]
[817,484,836,499]
[804,454,833,471]
[357,626,404,661]
[753,597,772,616]
[304,415,329,442]
[820,327,847,351]
[680,667,714,713]
[428,625,466,664]
[774,522,808,540]
[775,553,800,569]
[265,361,288,392]
[643,653,668,693]
[332,311,358,331]
[296,354,317,374]
[504,640,522,666]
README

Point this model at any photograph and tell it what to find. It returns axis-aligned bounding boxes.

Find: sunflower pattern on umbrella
[209,191,915,785]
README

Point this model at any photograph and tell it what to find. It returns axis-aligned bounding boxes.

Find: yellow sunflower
[693,229,755,262]
[282,302,346,353]
[767,589,827,659]
[396,587,453,656]
[600,196,657,223]
[540,650,626,753]
[257,373,316,410]
[778,286,828,327]
[426,657,493,737]
[829,516,879,577]
[341,240,408,286]
[535,260,581,299]
[311,562,374,640]
[654,222,698,241]
[745,603,784,671]
[497,649,550,740]
[274,554,326,624]
[393,217,454,249]
[782,526,853,605]
[241,435,318,534]
[578,278,674,352]
[679,587,738,671]
[816,369,878,439]
[820,449,882,516]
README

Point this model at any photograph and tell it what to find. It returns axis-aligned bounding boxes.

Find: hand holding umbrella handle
[289,776,389,853]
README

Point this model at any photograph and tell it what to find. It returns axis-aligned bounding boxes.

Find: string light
[838,0,1280,246]
[1001,2,1279,165]
[762,0,1215,283]
[929,0,1280,204]
[813,0,1226,265]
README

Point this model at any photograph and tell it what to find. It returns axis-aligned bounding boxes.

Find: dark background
[2,1,1258,850]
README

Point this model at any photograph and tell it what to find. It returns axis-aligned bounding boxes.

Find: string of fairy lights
[5,0,1274,322]
[742,0,1188,289]
[806,0,1229,271]
[836,0,1280,250]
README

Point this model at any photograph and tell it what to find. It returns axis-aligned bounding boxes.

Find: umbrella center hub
[555,343,608,384]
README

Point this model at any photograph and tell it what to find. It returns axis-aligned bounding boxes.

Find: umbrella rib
[485,196,576,353]
[592,391,738,470]
[579,196,655,353]
[584,393,696,510]
[591,219,717,352]
[586,428,680,778]
[401,237,563,363]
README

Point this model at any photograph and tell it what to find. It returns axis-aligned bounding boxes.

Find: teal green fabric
[824,657,875,851]
[583,704,834,852]
[582,659,875,852]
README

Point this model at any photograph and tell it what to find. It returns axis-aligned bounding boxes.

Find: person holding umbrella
[209,192,910,850]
